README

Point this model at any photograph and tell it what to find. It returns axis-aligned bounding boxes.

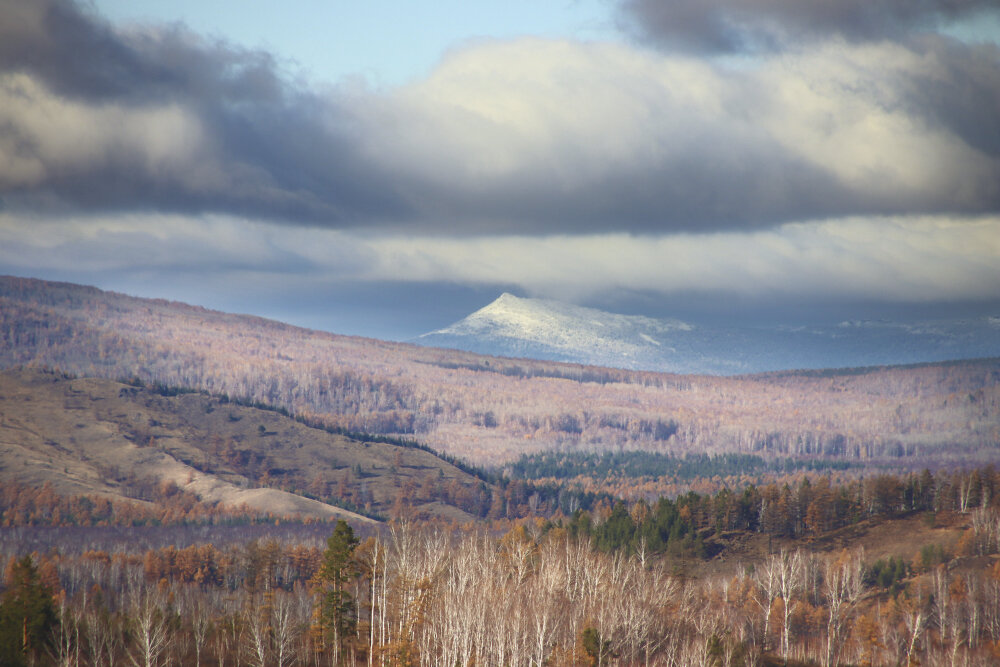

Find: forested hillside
[2,276,998,469]
[3,467,1000,666]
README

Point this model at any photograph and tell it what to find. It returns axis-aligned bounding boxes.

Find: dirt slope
[0,368,485,522]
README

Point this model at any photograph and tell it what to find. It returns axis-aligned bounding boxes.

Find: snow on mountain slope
[415,294,1000,375]
[430,293,687,353]
[418,293,748,374]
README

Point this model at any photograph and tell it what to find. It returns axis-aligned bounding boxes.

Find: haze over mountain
[417,294,1000,375]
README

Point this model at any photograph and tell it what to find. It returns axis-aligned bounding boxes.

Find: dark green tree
[581,627,614,667]
[318,520,360,663]
[594,502,636,552]
[0,556,58,667]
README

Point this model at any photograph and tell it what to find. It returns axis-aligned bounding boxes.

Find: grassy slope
[0,368,484,522]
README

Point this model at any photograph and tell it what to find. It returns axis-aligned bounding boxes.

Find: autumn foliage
[2,467,1000,665]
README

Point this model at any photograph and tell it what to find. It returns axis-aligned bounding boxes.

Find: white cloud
[753,41,998,206]
[359,216,1000,302]
[4,27,998,230]
[3,213,997,305]
[0,73,208,189]
[345,37,1000,229]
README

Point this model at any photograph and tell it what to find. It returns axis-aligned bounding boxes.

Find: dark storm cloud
[900,35,1000,159]
[0,0,404,223]
[0,0,999,235]
[394,136,856,233]
[617,0,999,53]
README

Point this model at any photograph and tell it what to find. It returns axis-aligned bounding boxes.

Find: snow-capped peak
[424,293,690,342]
[415,295,1000,375]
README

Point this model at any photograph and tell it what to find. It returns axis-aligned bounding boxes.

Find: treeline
[508,450,854,481]
[422,358,645,385]
[0,481,321,528]
[135,371,498,488]
[0,472,609,531]
[136,375,500,516]
[19,455,983,555]
[559,466,1000,549]
[4,509,1000,667]
[565,496,704,558]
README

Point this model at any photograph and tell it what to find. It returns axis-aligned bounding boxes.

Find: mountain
[416,293,1000,375]
[2,275,998,469]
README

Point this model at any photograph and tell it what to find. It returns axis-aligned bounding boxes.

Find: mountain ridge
[416,293,1000,375]
[2,275,998,467]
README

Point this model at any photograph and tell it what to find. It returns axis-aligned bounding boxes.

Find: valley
[3,0,998,662]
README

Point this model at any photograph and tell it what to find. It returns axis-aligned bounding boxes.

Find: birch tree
[822,550,863,667]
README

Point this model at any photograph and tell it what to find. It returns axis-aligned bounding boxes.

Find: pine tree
[318,520,360,664]
[0,556,59,667]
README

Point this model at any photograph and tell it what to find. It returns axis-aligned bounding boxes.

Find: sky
[1,0,999,340]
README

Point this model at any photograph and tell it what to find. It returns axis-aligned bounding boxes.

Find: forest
[2,276,998,471]
[3,467,1000,666]
[3,277,1000,665]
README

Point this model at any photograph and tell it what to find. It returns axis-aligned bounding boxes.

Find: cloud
[360,216,1000,304]
[0,213,376,281]
[357,38,1000,232]
[0,1,998,235]
[4,212,997,307]
[617,0,1000,53]
[0,0,400,223]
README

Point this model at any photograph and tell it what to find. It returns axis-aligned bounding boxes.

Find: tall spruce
[319,520,360,663]
[0,556,58,667]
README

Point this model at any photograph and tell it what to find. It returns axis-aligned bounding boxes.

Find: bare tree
[214,611,242,667]
[752,554,781,653]
[51,595,79,667]
[272,593,298,667]
[901,591,929,667]
[83,605,117,667]
[776,550,804,661]
[177,590,212,667]
[822,550,863,667]
[127,589,171,667]
[243,597,270,667]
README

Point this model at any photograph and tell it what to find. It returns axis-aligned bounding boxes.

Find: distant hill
[1,275,998,468]
[416,293,1000,375]
[0,367,486,523]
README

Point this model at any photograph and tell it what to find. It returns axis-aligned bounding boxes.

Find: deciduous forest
[2,277,998,469]
[2,277,1000,666]
[3,466,1000,666]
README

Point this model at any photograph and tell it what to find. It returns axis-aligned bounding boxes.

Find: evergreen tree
[0,556,58,667]
[318,520,360,663]
[582,627,614,667]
